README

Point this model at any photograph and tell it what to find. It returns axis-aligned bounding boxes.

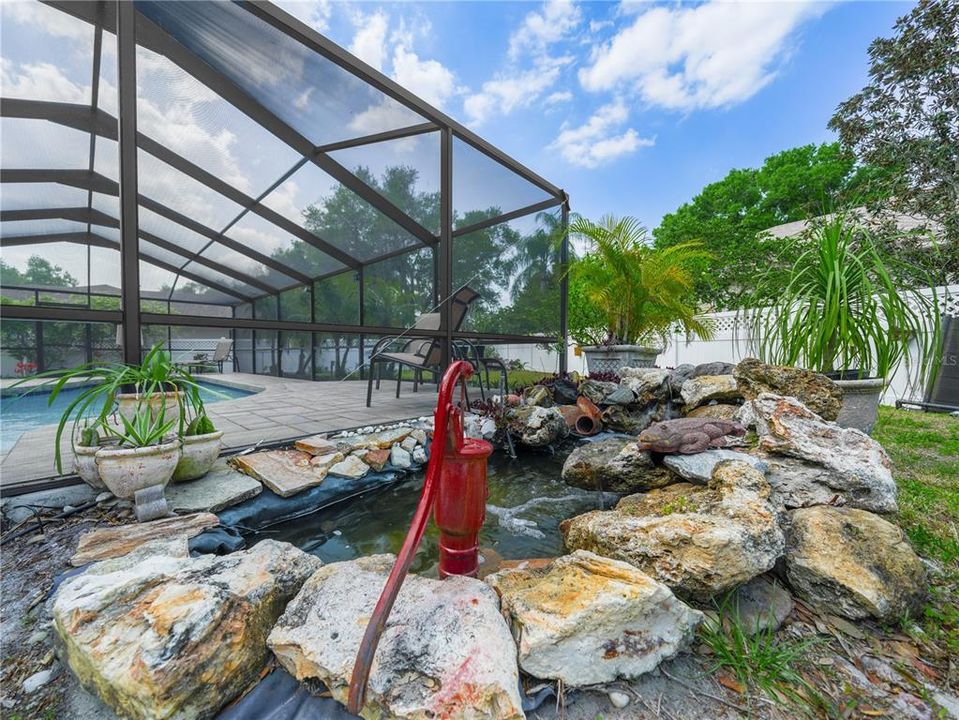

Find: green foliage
[78,423,100,447]
[569,215,713,347]
[184,411,217,437]
[653,143,888,309]
[107,405,178,449]
[700,596,821,711]
[744,214,941,385]
[829,0,959,276]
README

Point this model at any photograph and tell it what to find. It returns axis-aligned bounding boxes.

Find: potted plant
[569,215,714,372]
[95,402,181,499]
[746,213,941,433]
[172,402,224,482]
[72,421,111,491]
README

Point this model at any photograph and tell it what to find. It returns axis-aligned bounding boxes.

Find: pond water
[254,447,616,576]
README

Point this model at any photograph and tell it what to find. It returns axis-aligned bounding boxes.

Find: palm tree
[570,215,714,347]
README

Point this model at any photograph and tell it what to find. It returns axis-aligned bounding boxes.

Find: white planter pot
[582,345,662,374]
[834,377,885,434]
[95,438,181,499]
[115,391,180,423]
[73,443,108,491]
[172,430,224,482]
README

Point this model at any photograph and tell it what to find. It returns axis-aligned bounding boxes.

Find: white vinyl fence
[567,285,958,406]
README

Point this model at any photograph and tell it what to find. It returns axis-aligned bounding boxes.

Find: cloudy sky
[280,0,911,229]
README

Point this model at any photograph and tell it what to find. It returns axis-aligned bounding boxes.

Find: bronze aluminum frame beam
[0,230,253,302]
[452,196,566,238]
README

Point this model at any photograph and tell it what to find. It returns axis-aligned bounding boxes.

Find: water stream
[255,447,616,576]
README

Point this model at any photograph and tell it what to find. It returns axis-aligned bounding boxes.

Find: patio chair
[177,339,234,374]
[366,287,480,407]
[896,315,959,413]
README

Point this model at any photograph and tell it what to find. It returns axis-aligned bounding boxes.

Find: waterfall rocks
[51,539,321,720]
[784,506,927,620]
[734,358,843,421]
[508,406,569,447]
[268,554,525,720]
[679,374,743,410]
[561,460,784,600]
[562,438,674,493]
[662,448,768,484]
[739,393,897,512]
[486,550,703,685]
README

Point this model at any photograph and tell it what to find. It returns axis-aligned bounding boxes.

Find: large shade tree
[828,0,959,280]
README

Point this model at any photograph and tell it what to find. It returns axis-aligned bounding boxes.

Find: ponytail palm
[569,215,714,346]
[746,214,941,384]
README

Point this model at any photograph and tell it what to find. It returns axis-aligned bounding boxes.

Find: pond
[252,446,615,576]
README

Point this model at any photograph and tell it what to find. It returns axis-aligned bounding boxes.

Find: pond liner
[216,463,426,533]
[216,668,555,720]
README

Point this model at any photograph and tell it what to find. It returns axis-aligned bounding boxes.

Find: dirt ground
[2,501,958,720]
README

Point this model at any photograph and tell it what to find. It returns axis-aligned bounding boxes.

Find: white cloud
[350,11,389,71]
[545,90,573,105]
[508,0,581,61]
[579,1,828,110]
[465,63,565,126]
[392,45,457,108]
[550,99,653,168]
[0,59,88,104]
[275,0,332,32]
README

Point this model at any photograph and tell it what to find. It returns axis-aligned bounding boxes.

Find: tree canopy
[652,142,886,310]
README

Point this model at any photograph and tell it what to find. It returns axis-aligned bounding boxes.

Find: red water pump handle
[346,360,475,714]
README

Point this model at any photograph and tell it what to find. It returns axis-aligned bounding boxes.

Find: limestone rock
[165,459,262,514]
[362,448,391,472]
[412,446,427,464]
[53,540,321,720]
[784,506,926,620]
[690,361,735,378]
[728,575,794,633]
[400,436,417,452]
[486,550,702,686]
[738,394,897,513]
[268,554,524,720]
[390,445,412,469]
[663,449,768,484]
[601,404,661,434]
[70,512,219,567]
[734,358,843,421]
[562,460,784,600]
[562,438,674,493]
[666,364,695,397]
[685,403,740,420]
[410,428,428,444]
[328,454,369,479]
[293,435,338,456]
[603,387,638,406]
[369,426,413,449]
[309,451,344,471]
[579,379,618,405]
[232,450,328,498]
[680,375,742,410]
[552,377,579,405]
[509,406,569,447]
[620,368,670,404]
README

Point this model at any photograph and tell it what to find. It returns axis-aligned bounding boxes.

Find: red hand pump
[346,360,493,714]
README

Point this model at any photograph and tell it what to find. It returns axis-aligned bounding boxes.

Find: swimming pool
[0,381,257,452]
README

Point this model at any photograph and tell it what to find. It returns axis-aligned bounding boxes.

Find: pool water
[256,448,616,576]
[0,381,256,452]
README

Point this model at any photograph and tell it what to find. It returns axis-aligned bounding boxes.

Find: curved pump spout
[347,360,493,715]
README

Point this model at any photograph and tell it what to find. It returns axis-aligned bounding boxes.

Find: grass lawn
[873,405,959,659]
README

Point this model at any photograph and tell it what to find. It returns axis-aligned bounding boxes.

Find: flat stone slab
[232,450,329,498]
[165,459,262,514]
[70,512,219,566]
[664,449,768,483]
[293,435,338,456]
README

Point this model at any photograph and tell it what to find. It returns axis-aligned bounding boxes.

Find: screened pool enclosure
[1,1,568,381]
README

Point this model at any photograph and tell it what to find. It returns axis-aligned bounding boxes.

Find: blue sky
[282,0,912,230]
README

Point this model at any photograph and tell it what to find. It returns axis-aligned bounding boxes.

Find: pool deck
[0,374,438,495]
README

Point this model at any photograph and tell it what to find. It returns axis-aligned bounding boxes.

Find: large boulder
[685,403,740,421]
[562,460,784,600]
[579,379,618,405]
[486,550,702,686]
[680,375,742,410]
[562,438,674,493]
[52,539,321,720]
[738,394,897,513]
[734,358,843,421]
[601,404,661,434]
[619,368,671,404]
[268,555,524,720]
[784,506,926,620]
[663,448,768,484]
[690,361,735,378]
[666,364,695,398]
[508,406,569,447]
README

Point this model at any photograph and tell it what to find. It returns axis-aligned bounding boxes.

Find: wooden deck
[0,374,438,495]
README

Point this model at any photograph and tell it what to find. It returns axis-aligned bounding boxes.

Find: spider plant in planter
[95,402,181,500]
[745,213,941,432]
[569,215,714,372]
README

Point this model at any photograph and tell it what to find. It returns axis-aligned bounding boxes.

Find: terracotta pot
[115,390,180,423]
[172,430,224,482]
[582,345,662,374]
[95,438,181,499]
[574,396,603,435]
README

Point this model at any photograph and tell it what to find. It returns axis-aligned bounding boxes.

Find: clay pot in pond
[172,430,224,482]
[95,438,181,499]
[115,390,180,424]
